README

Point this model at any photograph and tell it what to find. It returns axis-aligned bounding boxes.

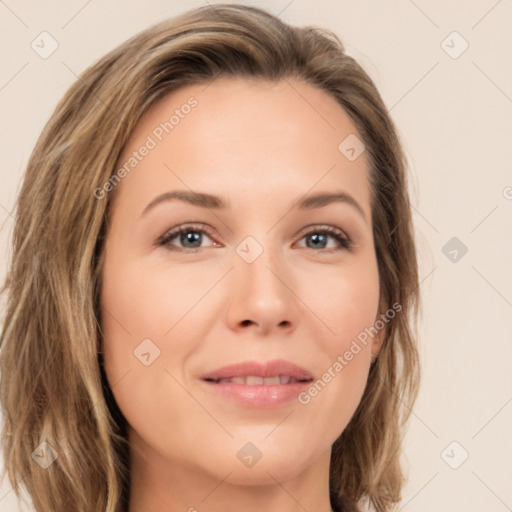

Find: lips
[199,359,314,408]
[200,359,314,383]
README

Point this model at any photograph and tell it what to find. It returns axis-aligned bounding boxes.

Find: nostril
[241,320,253,327]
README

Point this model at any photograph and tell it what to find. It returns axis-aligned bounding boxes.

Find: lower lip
[201,380,312,408]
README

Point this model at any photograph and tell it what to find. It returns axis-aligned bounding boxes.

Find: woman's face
[100,77,384,487]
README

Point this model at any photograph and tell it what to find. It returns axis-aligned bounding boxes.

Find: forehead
[111,77,371,218]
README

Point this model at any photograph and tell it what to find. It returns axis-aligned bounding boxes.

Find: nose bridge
[235,234,287,300]
[226,232,298,333]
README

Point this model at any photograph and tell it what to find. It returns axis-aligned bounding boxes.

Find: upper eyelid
[295,223,348,238]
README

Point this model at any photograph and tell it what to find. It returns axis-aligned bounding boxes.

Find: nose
[225,243,300,336]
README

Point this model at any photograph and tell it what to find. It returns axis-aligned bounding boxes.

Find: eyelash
[156,223,353,253]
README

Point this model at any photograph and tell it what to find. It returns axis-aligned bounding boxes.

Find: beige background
[1,1,511,511]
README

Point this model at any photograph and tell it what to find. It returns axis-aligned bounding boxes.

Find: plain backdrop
[1,1,511,511]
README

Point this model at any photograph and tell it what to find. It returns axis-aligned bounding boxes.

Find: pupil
[181,231,201,248]
[308,233,327,248]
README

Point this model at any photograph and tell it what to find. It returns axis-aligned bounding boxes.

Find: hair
[0,4,421,512]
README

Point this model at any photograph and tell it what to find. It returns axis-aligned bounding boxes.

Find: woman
[0,4,421,512]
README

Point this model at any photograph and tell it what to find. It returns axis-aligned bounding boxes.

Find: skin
[100,77,385,512]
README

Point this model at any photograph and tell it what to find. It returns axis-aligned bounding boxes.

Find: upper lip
[200,359,314,381]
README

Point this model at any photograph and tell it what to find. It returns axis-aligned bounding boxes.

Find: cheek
[99,258,199,453]
[304,254,380,355]
[296,255,380,421]
[101,254,222,339]
[99,254,214,414]
[99,252,167,399]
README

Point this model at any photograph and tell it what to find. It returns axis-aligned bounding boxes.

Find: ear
[371,298,388,363]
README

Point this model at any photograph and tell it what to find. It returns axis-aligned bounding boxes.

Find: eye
[157,223,353,253]
[296,225,353,252]
[157,223,220,251]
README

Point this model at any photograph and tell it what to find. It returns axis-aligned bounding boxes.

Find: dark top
[331,495,344,512]
[332,502,343,512]
[330,492,358,512]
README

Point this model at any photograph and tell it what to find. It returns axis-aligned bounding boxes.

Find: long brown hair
[0,4,420,511]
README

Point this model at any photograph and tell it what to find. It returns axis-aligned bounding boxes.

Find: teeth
[246,376,264,385]
[215,375,305,385]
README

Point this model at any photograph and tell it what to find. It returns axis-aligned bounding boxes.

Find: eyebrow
[141,190,367,222]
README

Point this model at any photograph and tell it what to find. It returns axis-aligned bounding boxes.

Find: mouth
[203,375,312,385]
[199,359,314,408]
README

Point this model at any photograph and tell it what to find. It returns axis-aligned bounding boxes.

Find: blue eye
[158,224,216,250]
[157,224,353,252]
[298,226,353,251]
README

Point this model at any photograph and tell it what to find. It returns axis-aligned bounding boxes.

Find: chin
[195,435,325,486]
